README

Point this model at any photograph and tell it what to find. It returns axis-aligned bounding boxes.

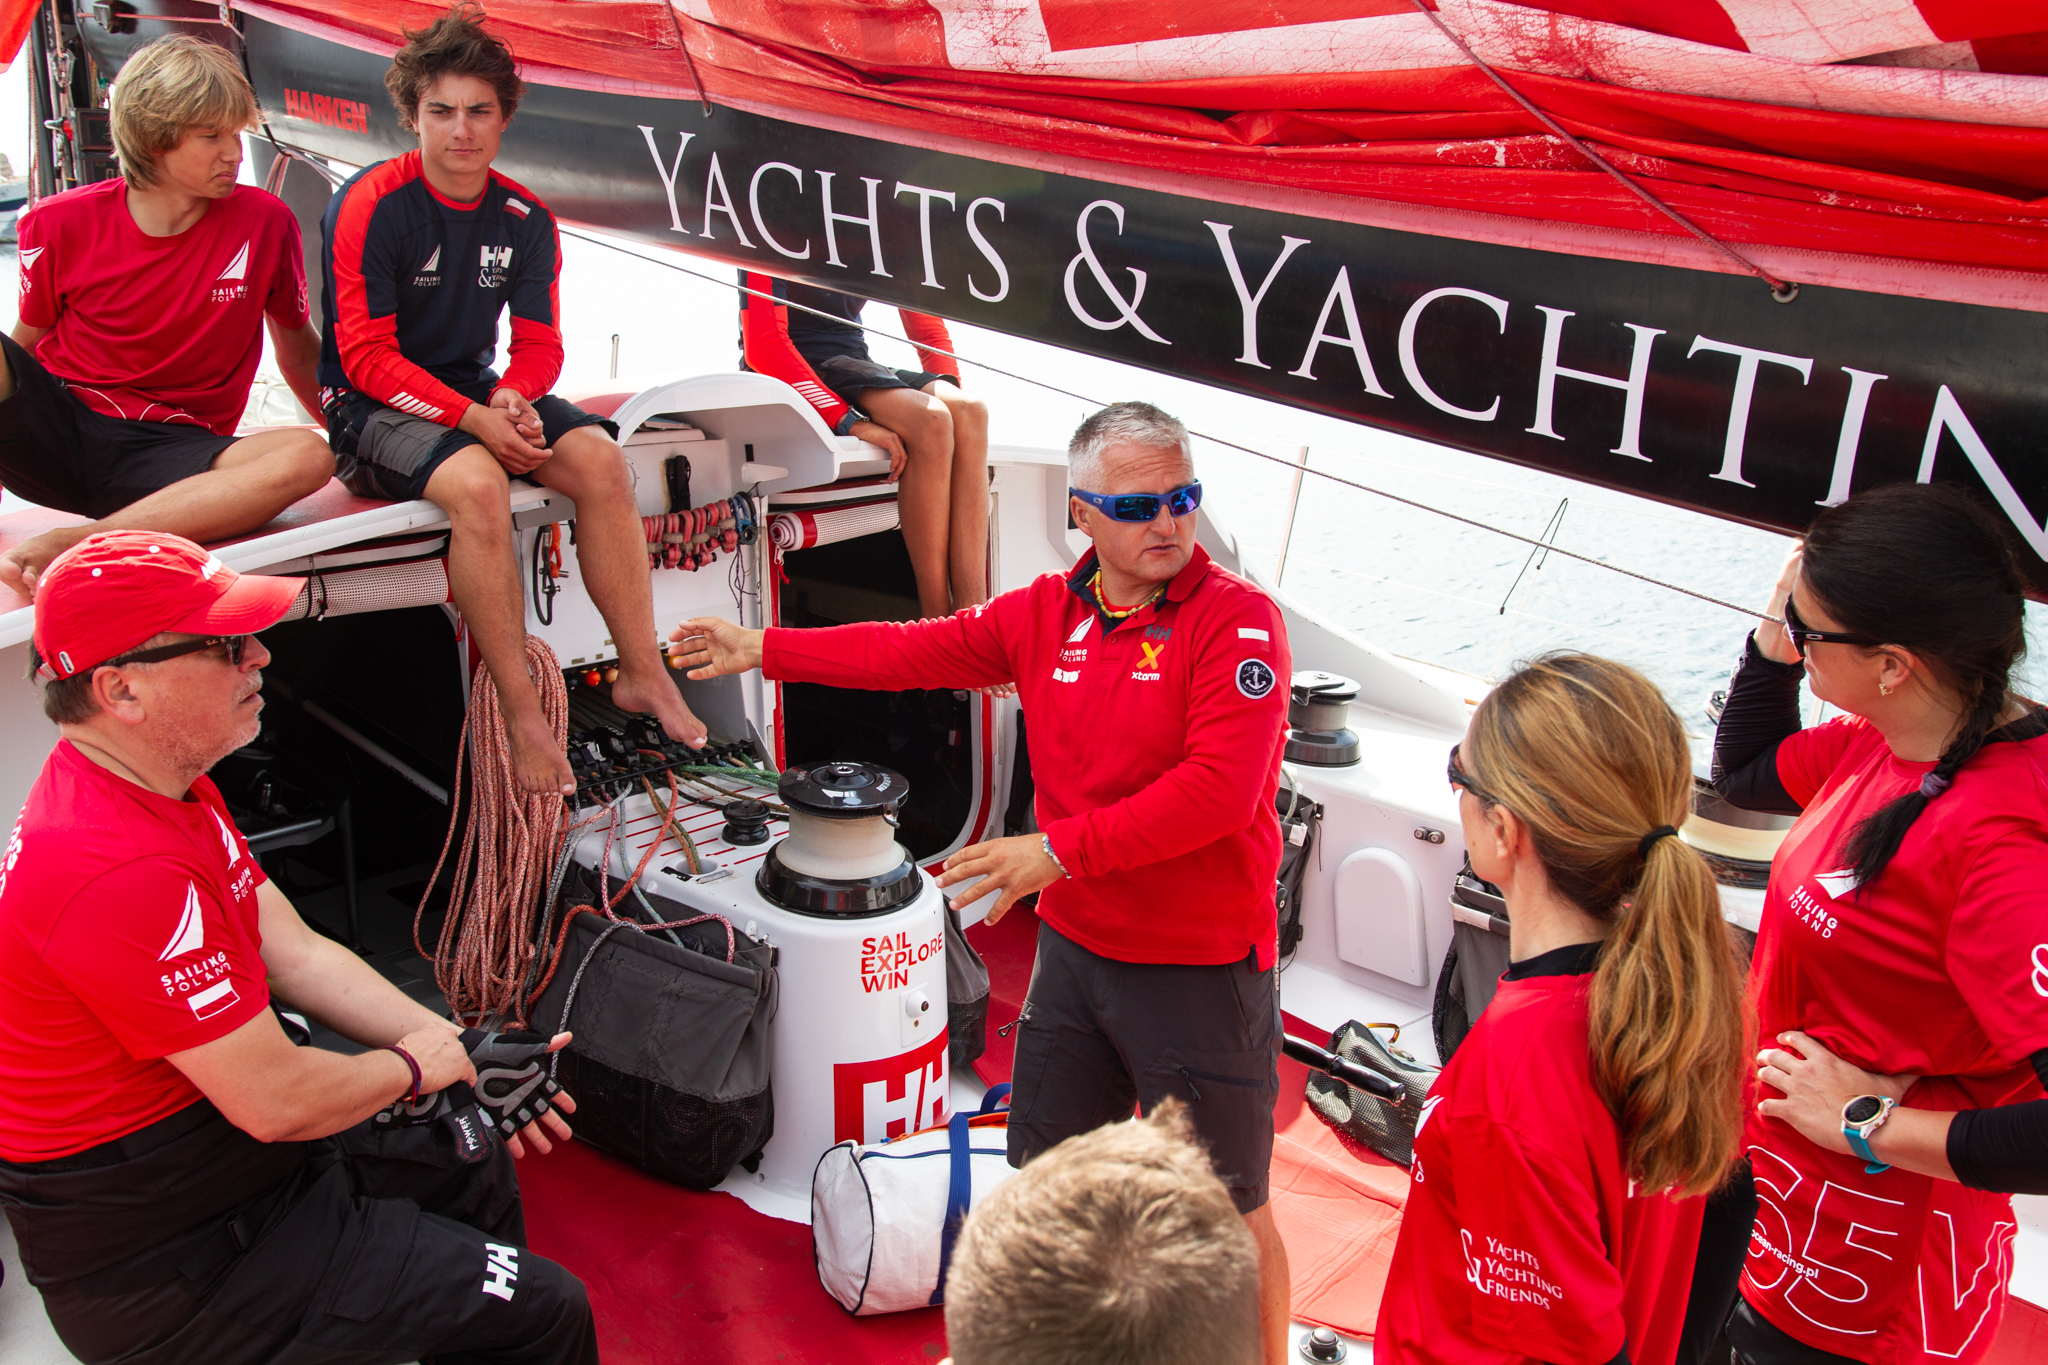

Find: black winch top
[778,761,909,820]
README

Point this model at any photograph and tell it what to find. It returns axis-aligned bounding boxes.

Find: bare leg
[925,381,990,610]
[860,386,956,619]
[533,426,706,748]
[0,428,333,598]
[424,445,574,797]
[1245,1202,1293,1365]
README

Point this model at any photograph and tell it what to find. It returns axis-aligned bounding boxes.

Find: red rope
[417,635,572,1026]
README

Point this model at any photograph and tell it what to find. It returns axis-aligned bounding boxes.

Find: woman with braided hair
[1709,482,2048,1365]
[1375,653,1751,1365]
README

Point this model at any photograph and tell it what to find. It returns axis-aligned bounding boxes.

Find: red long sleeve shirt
[763,545,1291,967]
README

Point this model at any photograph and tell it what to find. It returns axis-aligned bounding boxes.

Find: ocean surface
[5,76,2042,738]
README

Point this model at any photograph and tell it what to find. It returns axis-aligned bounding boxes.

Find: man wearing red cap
[0,531,597,1365]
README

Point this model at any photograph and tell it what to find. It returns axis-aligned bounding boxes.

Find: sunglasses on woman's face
[1446,743,1500,807]
[1781,597,1880,659]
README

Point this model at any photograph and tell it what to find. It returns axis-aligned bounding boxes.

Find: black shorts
[0,332,237,518]
[1006,920,1280,1213]
[813,354,956,415]
[326,388,614,502]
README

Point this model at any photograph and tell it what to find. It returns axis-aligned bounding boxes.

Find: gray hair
[1067,401,1192,491]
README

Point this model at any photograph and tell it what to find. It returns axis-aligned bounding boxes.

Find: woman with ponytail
[1710,482,2048,1365]
[1376,653,1750,1365]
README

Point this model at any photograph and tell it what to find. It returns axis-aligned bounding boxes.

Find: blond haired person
[942,1100,1262,1365]
[1,35,331,600]
[1375,654,1751,1365]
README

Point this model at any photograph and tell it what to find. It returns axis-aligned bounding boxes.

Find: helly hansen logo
[390,391,446,421]
[282,88,369,134]
[482,1242,519,1300]
[479,246,513,288]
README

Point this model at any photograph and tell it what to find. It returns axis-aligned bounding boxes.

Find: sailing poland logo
[18,245,42,291]
[158,882,207,960]
[210,241,250,303]
[413,244,443,287]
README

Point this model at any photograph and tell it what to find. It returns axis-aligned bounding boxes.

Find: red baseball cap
[33,531,305,679]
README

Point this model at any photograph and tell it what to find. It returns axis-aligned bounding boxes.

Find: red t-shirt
[1740,716,2048,1365]
[762,544,1290,967]
[0,742,270,1162]
[1375,959,1705,1365]
[15,180,308,435]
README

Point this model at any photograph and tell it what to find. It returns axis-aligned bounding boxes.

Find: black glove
[372,1078,494,1164]
[459,1028,565,1140]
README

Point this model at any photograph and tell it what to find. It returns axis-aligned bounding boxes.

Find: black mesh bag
[1303,1021,1441,1167]
[529,867,777,1190]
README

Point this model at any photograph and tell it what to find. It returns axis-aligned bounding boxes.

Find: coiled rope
[418,635,572,1025]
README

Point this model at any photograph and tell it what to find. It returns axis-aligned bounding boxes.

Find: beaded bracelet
[1040,833,1070,879]
[385,1044,422,1104]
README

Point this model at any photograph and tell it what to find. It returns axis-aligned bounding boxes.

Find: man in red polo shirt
[1,36,332,600]
[672,400,1296,1363]
[0,531,594,1365]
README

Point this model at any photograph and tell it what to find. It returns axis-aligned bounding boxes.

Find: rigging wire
[551,222,1783,625]
[1403,0,1798,304]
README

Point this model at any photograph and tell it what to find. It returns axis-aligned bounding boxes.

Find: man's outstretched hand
[461,396,550,475]
[669,617,765,680]
[937,834,1064,927]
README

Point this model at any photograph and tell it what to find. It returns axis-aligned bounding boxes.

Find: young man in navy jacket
[672,401,1295,1363]
[319,8,703,793]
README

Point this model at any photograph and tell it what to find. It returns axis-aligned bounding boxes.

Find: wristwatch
[1841,1094,1897,1174]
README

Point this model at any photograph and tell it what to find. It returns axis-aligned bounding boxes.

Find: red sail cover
[8,1,2048,295]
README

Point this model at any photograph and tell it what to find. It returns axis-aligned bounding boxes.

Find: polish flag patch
[504,197,531,218]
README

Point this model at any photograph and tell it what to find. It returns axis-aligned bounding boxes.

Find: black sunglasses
[1447,743,1500,807]
[1782,597,1880,658]
[115,634,252,667]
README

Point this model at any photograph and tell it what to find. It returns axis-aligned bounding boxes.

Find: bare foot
[506,708,576,797]
[612,664,708,749]
[0,526,91,601]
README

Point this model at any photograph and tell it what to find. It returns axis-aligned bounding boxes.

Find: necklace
[1091,570,1163,620]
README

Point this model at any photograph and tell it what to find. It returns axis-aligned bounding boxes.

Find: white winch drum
[778,807,907,880]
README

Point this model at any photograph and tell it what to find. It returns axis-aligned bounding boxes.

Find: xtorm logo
[481,1242,519,1301]
[479,245,513,288]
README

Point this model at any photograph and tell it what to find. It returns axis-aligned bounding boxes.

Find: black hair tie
[1638,825,1679,859]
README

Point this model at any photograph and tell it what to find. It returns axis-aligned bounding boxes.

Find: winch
[759,761,924,915]
[1285,671,1363,766]
[567,755,949,1209]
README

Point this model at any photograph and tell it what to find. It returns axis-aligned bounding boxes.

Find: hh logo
[832,1033,948,1144]
[478,246,513,288]
[481,1242,519,1301]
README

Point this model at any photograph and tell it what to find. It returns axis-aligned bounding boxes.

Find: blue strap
[976,1083,1012,1116]
[931,1109,974,1306]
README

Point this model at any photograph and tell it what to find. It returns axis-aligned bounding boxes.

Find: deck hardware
[1413,827,1444,845]
[1300,1326,1347,1361]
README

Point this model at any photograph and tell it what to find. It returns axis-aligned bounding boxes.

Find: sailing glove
[460,1028,565,1139]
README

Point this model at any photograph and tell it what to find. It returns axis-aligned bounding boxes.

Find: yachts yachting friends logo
[210,241,251,303]
[478,245,513,288]
[1236,658,1276,699]
[2033,944,2048,998]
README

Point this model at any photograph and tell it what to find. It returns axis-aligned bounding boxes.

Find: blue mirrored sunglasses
[1069,481,1203,523]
